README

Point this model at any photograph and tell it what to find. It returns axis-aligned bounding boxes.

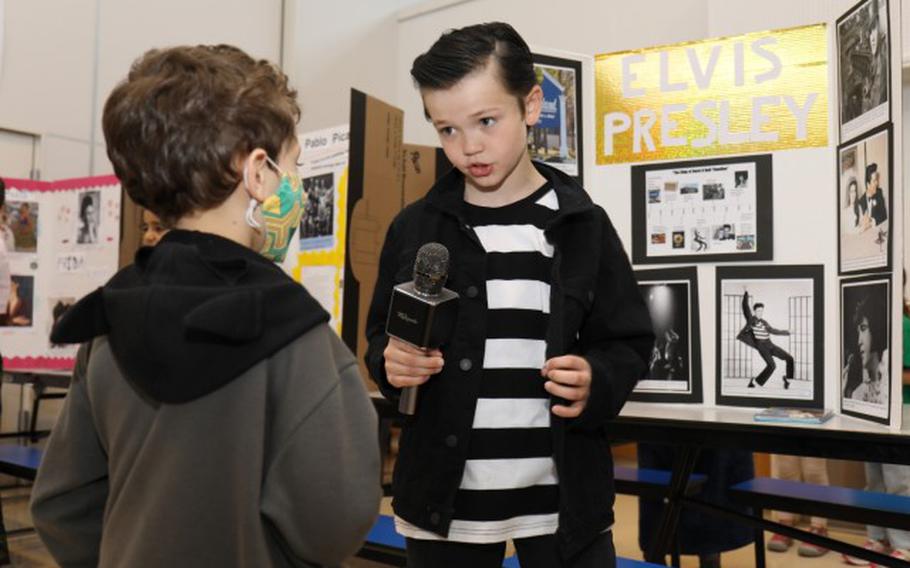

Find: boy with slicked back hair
[365,22,654,568]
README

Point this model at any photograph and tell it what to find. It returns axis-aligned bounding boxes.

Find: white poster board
[284,125,350,333]
[0,175,121,370]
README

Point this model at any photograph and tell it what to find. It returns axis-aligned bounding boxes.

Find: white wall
[0,0,283,180]
[286,0,429,133]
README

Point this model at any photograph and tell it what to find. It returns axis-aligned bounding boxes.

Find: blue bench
[730,477,910,568]
[0,445,42,481]
[730,477,910,531]
[614,465,707,499]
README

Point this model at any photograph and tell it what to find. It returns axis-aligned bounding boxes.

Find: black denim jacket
[365,162,654,559]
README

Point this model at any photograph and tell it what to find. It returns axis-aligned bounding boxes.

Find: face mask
[244,156,305,262]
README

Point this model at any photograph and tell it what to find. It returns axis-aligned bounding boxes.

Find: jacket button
[429,512,441,525]
[459,358,473,372]
[465,286,479,298]
[445,434,458,448]
[587,290,595,302]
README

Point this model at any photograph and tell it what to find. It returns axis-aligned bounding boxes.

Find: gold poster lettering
[596,24,828,164]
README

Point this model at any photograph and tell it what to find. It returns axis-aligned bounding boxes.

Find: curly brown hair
[102,45,299,226]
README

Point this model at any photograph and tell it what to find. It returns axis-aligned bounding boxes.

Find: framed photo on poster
[529,53,583,186]
[716,265,824,409]
[840,274,891,425]
[837,0,890,142]
[838,123,892,275]
[632,154,773,265]
[630,267,702,403]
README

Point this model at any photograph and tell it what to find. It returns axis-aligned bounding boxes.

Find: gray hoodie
[30,230,381,567]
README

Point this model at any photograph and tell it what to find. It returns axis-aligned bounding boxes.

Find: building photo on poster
[716,265,824,409]
[529,53,583,185]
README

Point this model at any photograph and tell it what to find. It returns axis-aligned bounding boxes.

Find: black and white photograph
[838,123,891,274]
[0,274,34,328]
[734,171,749,189]
[632,154,773,265]
[837,0,890,141]
[299,172,335,251]
[703,183,725,200]
[716,265,824,409]
[840,275,891,424]
[529,53,583,185]
[630,267,702,403]
[76,190,100,245]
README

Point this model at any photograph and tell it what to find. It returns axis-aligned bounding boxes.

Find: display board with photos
[0,176,122,371]
[529,53,583,186]
[631,267,702,404]
[715,265,824,409]
[631,154,773,265]
[837,0,890,143]
[284,125,351,334]
[837,123,892,275]
[840,274,892,425]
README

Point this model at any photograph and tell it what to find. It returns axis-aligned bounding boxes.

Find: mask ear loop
[245,198,262,229]
[242,162,263,229]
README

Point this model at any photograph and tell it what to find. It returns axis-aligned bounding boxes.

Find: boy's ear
[239,148,270,202]
[524,84,544,126]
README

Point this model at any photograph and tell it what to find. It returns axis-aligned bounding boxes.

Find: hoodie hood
[51,230,329,404]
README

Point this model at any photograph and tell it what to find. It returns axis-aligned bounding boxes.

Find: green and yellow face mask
[245,156,306,263]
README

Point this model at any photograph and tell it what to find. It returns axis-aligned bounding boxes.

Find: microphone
[386,242,460,415]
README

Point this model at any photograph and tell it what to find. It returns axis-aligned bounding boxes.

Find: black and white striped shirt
[751,320,770,341]
[397,184,560,543]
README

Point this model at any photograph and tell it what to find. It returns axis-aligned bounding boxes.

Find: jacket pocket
[562,284,593,350]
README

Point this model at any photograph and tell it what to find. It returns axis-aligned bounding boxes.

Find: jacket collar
[424,161,596,226]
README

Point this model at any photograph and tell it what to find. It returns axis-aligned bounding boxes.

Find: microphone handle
[399,385,419,415]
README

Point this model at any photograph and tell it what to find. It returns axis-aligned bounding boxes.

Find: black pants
[753,341,793,386]
[406,531,615,568]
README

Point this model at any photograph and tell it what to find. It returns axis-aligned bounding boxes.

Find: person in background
[139,208,170,246]
[638,446,755,568]
[29,44,380,568]
[765,455,830,557]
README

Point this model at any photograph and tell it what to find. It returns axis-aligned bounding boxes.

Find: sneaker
[798,526,829,557]
[843,538,890,565]
[748,379,756,388]
[767,532,793,552]
[871,548,910,568]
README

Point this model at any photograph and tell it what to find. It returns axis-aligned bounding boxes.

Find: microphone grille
[414,242,449,296]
